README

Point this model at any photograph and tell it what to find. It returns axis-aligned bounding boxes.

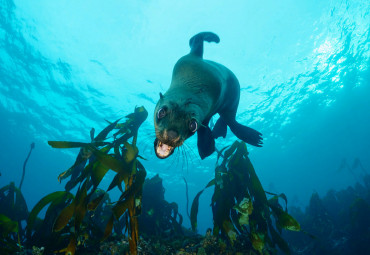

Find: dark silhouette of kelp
[0,182,28,254]
[139,174,183,238]
[285,173,370,255]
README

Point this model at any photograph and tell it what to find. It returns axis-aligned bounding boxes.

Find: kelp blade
[0,214,18,234]
[53,201,75,232]
[190,190,204,231]
[87,193,106,211]
[27,191,73,235]
[48,141,90,148]
[48,141,109,149]
[270,204,301,231]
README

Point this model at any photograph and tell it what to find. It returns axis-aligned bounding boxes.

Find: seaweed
[26,191,75,251]
[0,213,19,254]
[0,143,34,253]
[190,141,301,254]
[183,177,191,221]
[0,182,29,253]
[285,175,370,255]
[19,142,35,191]
[139,174,183,238]
[25,106,149,255]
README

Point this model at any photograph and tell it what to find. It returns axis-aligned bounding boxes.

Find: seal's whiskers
[183,142,201,166]
[182,147,190,175]
[137,133,156,154]
[163,147,180,172]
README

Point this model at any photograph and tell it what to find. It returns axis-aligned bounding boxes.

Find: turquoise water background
[1,0,369,234]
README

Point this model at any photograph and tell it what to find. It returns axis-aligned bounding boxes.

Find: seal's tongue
[154,139,175,159]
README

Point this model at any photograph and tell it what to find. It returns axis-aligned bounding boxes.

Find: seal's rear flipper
[227,120,263,147]
[212,117,227,139]
[197,126,215,159]
[189,32,220,58]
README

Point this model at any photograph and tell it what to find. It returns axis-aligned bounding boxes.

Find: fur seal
[154,32,263,159]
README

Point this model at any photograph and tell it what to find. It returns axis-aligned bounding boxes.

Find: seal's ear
[159,93,164,99]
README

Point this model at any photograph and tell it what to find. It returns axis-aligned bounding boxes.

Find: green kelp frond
[108,106,148,139]
[190,190,204,231]
[251,232,265,253]
[55,235,77,255]
[27,191,74,238]
[0,182,29,222]
[0,213,20,254]
[222,220,237,244]
[87,192,106,211]
[48,141,107,149]
[44,106,148,255]
[269,201,300,231]
[267,192,288,211]
[0,182,30,252]
[0,213,18,236]
[233,197,253,226]
[53,200,76,232]
[269,223,291,254]
[190,179,215,231]
[190,141,301,254]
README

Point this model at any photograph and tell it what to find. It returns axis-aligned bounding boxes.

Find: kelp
[190,141,301,254]
[41,106,148,255]
[0,214,18,235]
[190,179,215,231]
[0,143,35,252]
[0,182,29,252]
[24,190,75,253]
[0,214,19,254]
[283,175,370,255]
[19,142,35,191]
[139,175,183,238]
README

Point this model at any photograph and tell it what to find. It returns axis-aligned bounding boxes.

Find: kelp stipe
[30,106,149,255]
[190,141,301,254]
[19,142,35,191]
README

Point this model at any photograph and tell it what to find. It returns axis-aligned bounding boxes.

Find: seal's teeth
[156,141,174,158]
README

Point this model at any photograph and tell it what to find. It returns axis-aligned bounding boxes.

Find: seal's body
[154,32,262,159]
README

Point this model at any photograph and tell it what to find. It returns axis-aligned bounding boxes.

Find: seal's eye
[157,107,167,119]
[189,120,198,133]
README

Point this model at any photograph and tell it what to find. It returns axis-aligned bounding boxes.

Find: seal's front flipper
[212,117,227,139]
[227,120,263,147]
[197,126,215,159]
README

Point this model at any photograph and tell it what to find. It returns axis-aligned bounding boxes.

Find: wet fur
[154,32,262,159]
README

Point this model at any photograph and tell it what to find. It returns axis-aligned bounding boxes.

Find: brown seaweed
[45,106,148,255]
[190,141,301,254]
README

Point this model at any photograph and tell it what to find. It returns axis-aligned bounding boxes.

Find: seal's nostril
[167,130,178,140]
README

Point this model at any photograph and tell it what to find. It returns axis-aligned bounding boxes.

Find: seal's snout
[154,138,175,159]
[167,130,178,140]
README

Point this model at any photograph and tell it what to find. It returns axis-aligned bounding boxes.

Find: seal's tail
[189,32,220,58]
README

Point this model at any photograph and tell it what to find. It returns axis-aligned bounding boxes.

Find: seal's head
[154,94,199,159]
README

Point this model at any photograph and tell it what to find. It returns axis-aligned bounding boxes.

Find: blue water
[0,0,369,235]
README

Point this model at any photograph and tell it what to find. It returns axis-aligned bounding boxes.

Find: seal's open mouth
[154,138,175,159]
